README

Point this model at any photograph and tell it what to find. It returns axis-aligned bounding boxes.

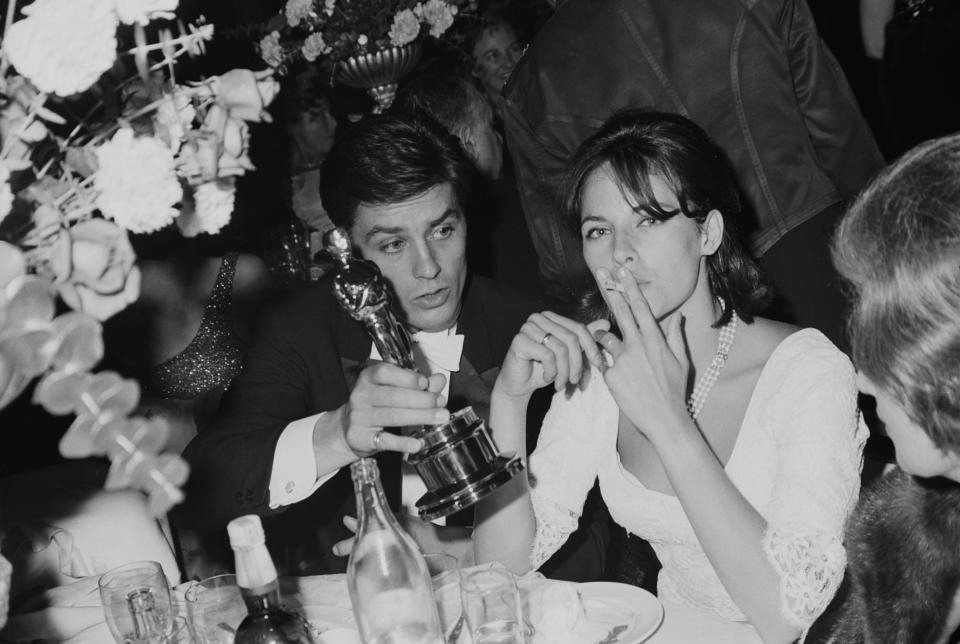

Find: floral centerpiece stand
[260,0,466,112]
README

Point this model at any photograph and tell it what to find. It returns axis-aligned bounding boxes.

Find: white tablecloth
[285,573,762,644]
[0,572,761,643]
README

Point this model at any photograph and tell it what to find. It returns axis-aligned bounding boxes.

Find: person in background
[474,110,868,643]
[393,69,543,293]
[284,68,339,242]
[176,113,607,581]
[103,228,275,454]
[502,0,885,351]
[859,0,960,159]
[468,4,529,120]
[804,133,960,644]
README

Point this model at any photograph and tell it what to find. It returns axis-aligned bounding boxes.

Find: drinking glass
[99,561,172,644]
[460,563,524,644]
[423,554,461,642]
[185,574,247,644]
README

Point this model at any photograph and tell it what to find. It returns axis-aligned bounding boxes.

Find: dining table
[0,568,763,644]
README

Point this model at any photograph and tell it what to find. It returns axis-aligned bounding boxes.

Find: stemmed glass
[99,561,172,643]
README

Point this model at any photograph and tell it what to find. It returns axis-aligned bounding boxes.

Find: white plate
[576,582,664,644]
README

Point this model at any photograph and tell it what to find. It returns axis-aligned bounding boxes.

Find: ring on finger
[540,332,553,346]
[371,430,385,451]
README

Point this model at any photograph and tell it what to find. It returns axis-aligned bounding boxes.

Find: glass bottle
[347,458,443,644]
[228,515,316,644]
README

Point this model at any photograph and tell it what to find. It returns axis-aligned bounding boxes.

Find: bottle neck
[233,542,282,613]
[352,458,401,534]
[239,579,283,615]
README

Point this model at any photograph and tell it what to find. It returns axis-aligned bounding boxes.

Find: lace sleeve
[527,368,606,570]
[761,333,869,628]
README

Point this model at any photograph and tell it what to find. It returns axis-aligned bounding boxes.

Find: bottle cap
[227,514,265,549]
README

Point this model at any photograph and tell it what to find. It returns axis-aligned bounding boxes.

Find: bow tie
[412,330,464,373]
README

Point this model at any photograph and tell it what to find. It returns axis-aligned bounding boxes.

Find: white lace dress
[527,329,868,629]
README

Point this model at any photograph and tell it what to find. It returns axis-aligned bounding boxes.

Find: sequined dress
[144,253,244,399]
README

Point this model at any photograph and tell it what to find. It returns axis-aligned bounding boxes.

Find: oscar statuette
[323,228,524,520]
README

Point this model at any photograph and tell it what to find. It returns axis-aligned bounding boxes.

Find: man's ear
[701,209,724,256]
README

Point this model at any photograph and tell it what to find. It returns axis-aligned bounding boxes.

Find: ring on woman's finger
[371,430,385,451]
[540,332,553,346]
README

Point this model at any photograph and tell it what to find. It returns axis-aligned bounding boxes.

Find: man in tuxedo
[177,113,607,577]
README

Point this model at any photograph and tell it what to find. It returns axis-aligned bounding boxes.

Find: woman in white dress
[474,110,868,643]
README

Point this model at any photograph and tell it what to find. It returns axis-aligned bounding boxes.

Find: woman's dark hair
[562,109,769,326]
[319,112,475,230]
[466,3,533,54]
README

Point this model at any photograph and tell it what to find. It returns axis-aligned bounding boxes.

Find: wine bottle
[347,458,444,644]
[228,515,316,644]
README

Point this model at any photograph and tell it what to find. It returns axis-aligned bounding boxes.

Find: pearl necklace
[686,310,739,420]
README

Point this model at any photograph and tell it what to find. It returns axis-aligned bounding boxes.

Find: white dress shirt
[268,327,463,525]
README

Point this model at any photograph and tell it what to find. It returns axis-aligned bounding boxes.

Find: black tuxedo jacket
[177,274,557,573]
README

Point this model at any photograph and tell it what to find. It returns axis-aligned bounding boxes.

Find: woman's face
[857,372,960,480]
[290,98,337,159]
[472,24,524,97]
[579,166,716,320]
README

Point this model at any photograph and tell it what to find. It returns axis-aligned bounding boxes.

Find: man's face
[349,183,468,333]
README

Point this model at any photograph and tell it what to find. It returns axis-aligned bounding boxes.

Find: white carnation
[259,31,284,68]
[414,0,456,38]
[178,179,236,237]
[285,0,313,27]
[2,0,118,97]
[94,128,183,233]
[389,9,420,47]
[301,33,329,62]
[0,165,13,224]
[113,0,178,25]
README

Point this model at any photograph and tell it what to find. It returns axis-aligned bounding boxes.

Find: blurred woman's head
[833,133,960,479]
[468,6,528,101]
[563,109,768,326]
[393,71,503,179]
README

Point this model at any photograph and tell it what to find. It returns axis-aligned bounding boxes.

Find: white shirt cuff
[268,412,336,508]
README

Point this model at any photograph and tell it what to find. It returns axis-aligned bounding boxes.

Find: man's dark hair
[393,71,493,145]
[320,113,475,230]
[563,108,770,326]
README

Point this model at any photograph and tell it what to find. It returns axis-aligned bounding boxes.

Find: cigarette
[599,277,626,293]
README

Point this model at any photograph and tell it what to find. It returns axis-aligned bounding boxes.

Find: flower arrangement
[258,0,473,78]
[0,0,278,515]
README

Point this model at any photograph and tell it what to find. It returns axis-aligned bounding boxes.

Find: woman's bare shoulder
[734,316,801,371]
[233,253,274,295]
[232,253,277,341]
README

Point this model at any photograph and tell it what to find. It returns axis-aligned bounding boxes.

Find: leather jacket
[502,0,884,301]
